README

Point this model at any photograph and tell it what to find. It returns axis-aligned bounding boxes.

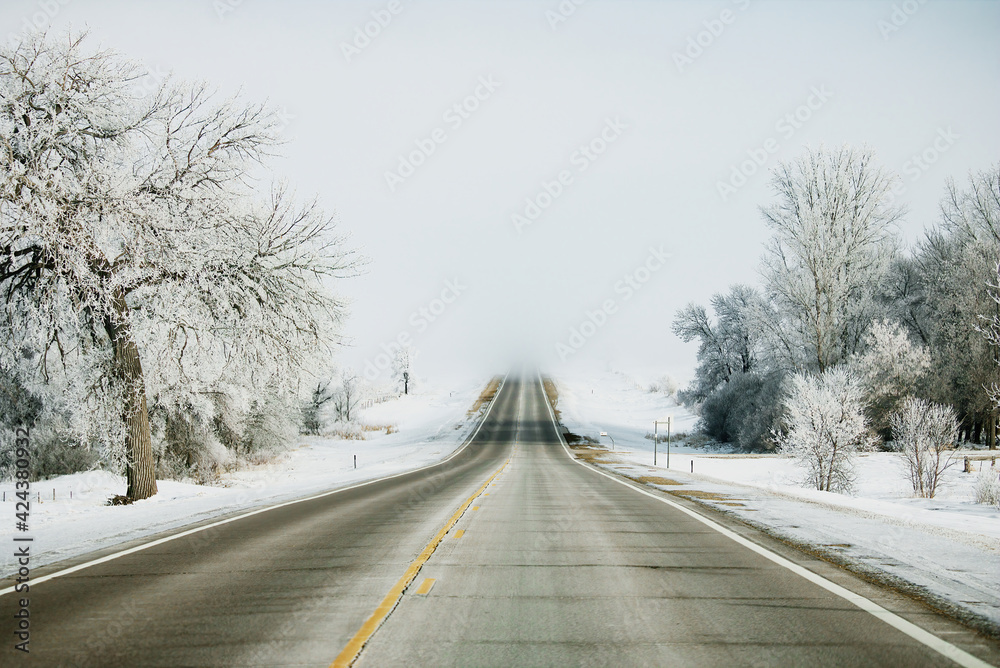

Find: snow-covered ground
[0,378,491,578]
[554,366,700,452]
[555,369,1000,631]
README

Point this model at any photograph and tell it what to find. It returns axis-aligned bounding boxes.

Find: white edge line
[0,373,510,598]
[535,373,991,668]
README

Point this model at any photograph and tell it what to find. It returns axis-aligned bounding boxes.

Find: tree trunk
[990,411,997,450]
[104,290,157,500]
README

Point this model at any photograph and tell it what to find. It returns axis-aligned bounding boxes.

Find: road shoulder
[565,441,1000,642]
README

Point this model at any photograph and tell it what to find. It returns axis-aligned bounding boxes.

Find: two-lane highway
[2,375,999,666]
[352,377,999,667]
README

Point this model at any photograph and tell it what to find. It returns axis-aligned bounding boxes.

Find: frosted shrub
[648,375,679,397]
[151,405,231,484]
[239,396,297,465]
[777,367,874,493]
[701,371,787,451]
[889,397,959,499]
[974,466,1000,508]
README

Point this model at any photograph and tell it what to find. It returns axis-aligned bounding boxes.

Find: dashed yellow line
[414,578,435,595]
[454,529,465,539]
[330,451,512,668]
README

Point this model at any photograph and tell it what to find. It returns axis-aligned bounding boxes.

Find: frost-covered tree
[238,391,298,465]
[332,371,360,423]
[917,235,997,445]
[760,146,902,373]
[673,285,785,450]
[904,166,1000,446]
[942,164,1000,247]
[672,284,762,402]
[698,370,787,451]
[889,397,959,499]
[391,346,413,395]
[777,367,874,493]
[0,34,353,499]
[301,382,335,436]
[980,263,1000,423]
[852,320,930,439]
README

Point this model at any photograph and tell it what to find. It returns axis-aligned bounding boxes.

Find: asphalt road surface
[2,375,999,667]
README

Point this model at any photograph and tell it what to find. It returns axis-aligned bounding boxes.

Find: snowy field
[0,378,490,578]
[554,366,700,453]
[555,370,1000,630]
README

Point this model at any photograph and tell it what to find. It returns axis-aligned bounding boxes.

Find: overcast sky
[5,0,998,385]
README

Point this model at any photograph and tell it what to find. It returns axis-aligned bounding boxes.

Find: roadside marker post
[653,417,672,468]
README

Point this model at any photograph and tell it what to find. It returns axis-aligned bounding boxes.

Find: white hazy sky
[4,0,998,385]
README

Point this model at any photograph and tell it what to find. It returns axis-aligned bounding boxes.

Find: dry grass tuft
[322,422,397,440]
[570,447,614,464]
[673,490,732,502]
[359,423,396,434]
[468,376,502,416]
[542,377,561,420]
[636,476,683,486]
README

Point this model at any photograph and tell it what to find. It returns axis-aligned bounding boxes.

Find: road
[2,375,999,667]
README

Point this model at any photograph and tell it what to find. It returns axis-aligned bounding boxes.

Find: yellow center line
[330,450,514,668]
[453,529,465,539]
[414,578,435,595]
